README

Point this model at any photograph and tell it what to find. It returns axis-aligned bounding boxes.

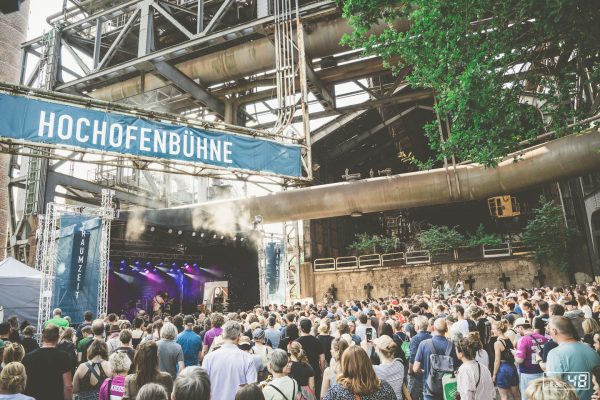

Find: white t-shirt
[457,360,495,400]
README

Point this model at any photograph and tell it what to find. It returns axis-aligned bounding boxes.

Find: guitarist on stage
[152,291,165,317]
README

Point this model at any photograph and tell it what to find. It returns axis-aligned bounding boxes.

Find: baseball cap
[253,328,265,340]
[238,335,252,349]
[184,315,195,325]
[514,318,530,328]
[351,306,359,312]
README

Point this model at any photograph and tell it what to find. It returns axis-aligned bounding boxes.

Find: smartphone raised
[366,327,373,342]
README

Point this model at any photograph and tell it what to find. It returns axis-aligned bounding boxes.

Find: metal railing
[406,250,431,265]
[382,252,405,266]
[483,242,511,258]
[313,241,533,271]
[358,254,381,268]
[336,256,358,269]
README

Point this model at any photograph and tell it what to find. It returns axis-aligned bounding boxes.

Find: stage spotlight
[200,232,205,238]
[240,237,245,242]
[192,263,198,269]
[159,262,164,268]
[145,262,152,269]
[192,232,196,237]
[220,235,224,240]
[178,230,183,235]
[143,269,148,274]
[121,260,126,267]
[152,266,157,272]
[168,228,173,234]
[134,261,141,270]
[213,234,217,239]
[150,226,156,232]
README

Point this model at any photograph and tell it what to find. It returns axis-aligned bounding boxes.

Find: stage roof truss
[0,83,311,185]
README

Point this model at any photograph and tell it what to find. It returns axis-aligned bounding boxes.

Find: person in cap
[176,316,202,367]
[513,317,548,400]
[238,335,263,375]
[107,324,122,354]
[251,328,272,377]
[372,335,405,400]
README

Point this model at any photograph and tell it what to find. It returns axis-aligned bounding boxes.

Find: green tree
[417,225,465,252]
[339,0,600,166]
[523,197,576,271]
[467,224,502,247]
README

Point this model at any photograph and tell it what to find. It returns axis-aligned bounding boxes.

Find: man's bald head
[433,318,447,334]
[548,316,579,340]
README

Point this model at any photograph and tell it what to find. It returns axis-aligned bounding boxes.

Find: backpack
[269,379,316,400]
[424,339,454,396]
[467,319,477,333]
[393,332,411,361]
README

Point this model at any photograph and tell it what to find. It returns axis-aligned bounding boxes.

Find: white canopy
[0,257,42,324]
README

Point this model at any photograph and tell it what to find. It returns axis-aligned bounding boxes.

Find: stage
[107,215,260,316]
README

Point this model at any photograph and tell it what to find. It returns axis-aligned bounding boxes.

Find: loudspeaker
[0,0,24,14]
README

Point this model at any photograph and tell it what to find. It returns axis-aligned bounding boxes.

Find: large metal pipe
[91,17,406,102]
[132,128,600,227]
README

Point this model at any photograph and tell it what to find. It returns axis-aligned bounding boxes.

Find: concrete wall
[303,257,570,301]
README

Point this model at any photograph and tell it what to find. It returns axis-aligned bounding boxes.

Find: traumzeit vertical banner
[52,215,102,324]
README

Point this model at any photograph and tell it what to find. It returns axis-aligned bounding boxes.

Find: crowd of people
[2,283,600,400]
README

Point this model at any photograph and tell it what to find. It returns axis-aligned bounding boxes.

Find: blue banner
[0,92,302,177]
[52,214,102,324]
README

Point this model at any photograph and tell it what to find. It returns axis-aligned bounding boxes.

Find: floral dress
[323,381,397,400]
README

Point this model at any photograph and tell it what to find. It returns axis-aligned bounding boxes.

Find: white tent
[0,257,41,324]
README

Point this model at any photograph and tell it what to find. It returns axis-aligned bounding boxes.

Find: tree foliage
[347,233,398,254]
[467,224,503,247]
[523,196,577,271]
[417,225,465,251]
[339,0,600,166]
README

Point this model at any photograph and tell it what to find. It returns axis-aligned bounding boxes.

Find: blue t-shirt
[547,341,600,400]
[415,335,458,382]
[176,329,203,367]
[409,331,432,364]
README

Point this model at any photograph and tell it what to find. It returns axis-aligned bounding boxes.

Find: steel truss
[0,82,310,185]
[35,189,115,334]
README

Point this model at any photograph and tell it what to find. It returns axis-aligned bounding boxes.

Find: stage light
[168,228,173,234]
[150,226,155,232]
[152,266,157,272]
[192,263,198,269]
[240,237,245,242]
[192,232,196,237]
[178,230,183,235]
[200,232,205,238]
[159,262,164,268]
[220,235,224,240]
[121,260,126,267]
[213,234,217,239]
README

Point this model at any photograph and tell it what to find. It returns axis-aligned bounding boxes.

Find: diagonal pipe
[129,128,600,226]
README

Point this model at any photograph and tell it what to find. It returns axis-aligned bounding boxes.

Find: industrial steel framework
[35,189,115,334]
[16,0,436,302]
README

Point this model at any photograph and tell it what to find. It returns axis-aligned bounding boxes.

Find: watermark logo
[543,372,590,391]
